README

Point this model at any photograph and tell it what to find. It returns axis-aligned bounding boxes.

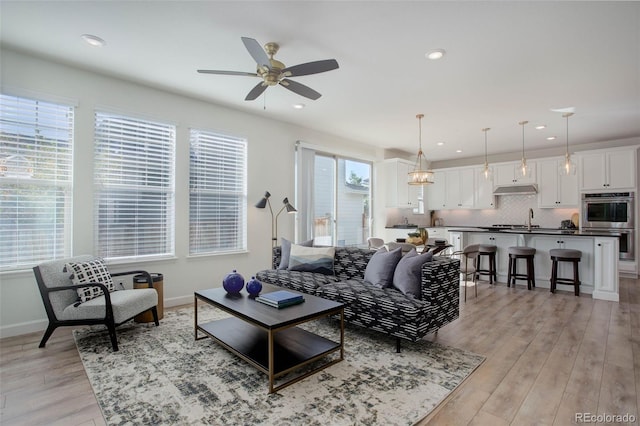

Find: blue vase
[246,276,262,297]
[223,270,244,294]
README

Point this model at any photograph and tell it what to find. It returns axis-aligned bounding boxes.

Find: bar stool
[475,244,497,284]
[507,246,536,290]
[550,249,582,296]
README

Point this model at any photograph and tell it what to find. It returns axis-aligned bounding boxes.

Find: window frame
[188,128,248,256]
[0,93,74,272]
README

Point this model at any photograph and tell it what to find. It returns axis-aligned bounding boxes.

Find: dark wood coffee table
[194,284,344,393]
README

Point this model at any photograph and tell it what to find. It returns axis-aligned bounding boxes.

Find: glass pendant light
[481,127,492,180]
[561,112,576,175]
[408,114,434,185]
[519,120,530,177]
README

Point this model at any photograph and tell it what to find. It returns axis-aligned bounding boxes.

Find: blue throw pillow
[393,249,434,297]
[278,238,313,270]
[288,245,336,275]
[363,247,403,288]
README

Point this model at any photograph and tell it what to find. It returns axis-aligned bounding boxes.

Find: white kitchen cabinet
[528,235,593,290]
[467,233,520,281]
[381,159,422,208]
[444,168,474,209]
[425,170,446,210]
[537,158,578,208]
[493,161,537,186]
[578,148,636,191]
[448,231,464,254]
[474,167,496,209]
[593,237,619,301]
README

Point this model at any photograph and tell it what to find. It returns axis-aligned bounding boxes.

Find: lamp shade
[255,191,271,208]
[283,197,297,213]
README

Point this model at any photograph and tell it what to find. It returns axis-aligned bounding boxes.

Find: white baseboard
[0,295,195,339]
[0,318,49,339]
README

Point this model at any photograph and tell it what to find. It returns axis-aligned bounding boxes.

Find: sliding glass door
[307,153,371,247]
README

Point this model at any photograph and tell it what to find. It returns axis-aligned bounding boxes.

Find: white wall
[0,49,379,337]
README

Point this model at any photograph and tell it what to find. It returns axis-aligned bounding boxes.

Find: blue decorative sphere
[223,270,244,294]
[246,276,263,296]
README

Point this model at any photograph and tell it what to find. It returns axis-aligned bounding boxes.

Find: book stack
[255,290,305,308]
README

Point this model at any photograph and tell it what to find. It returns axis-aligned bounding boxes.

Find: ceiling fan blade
[282,59,339,77]
[245,82,268,101]
[241,37,271,70]
[279,79,322,100]
[197,70,258,77]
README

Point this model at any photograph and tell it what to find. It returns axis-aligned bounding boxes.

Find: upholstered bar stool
[475,244,497,284]
[507,246,536,290]
[550,249,582,296]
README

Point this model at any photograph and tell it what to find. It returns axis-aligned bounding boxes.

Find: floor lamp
[255,191,297,247]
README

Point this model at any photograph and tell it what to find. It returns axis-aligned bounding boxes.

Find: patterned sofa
[255,246,460,351]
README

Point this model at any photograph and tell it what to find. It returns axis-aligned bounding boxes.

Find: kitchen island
[448,228,620,302]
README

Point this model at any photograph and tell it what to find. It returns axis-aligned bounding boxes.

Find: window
[94,112,175,260]
[189,129,247,255]
[0,94,74,270]
[296,145,372,247]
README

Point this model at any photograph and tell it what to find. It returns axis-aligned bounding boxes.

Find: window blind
[0,94,74,270]
[189,129,247,254]
[94,112,175,260]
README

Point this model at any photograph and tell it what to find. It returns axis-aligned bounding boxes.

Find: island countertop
[446,227,620,238]
[448,228,620,302]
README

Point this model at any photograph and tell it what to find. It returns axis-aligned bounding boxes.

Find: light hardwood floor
[2,277,639,426]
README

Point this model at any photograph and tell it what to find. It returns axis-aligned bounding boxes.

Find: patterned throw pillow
[288,245,336,275]
[65,258,116,303]
[278,238,313,269]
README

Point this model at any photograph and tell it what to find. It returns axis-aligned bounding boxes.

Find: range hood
[493,184,538,195]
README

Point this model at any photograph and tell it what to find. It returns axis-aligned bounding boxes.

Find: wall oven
[582,192,635,261]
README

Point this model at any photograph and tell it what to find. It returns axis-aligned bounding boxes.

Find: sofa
[255,246,460,351]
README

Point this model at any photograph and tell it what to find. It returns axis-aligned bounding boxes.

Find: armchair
[33,255,159,351]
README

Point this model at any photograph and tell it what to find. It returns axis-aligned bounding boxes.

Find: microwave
[581,192,634,229]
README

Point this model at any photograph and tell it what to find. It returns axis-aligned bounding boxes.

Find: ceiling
[1,1,639,161]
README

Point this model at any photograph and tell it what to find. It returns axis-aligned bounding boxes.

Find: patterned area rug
[74,305,484,425]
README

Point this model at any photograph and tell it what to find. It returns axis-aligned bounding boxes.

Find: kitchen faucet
[527,208,534,231]
[403,216,409,226]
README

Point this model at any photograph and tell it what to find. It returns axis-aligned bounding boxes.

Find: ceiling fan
[198,37,339,101]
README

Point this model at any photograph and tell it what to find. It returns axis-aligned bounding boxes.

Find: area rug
[74,305,484,425]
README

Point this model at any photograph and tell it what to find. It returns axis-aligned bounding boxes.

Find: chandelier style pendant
[408,114,434,185]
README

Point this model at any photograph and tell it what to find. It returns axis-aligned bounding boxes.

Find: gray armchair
[33,255,159,351]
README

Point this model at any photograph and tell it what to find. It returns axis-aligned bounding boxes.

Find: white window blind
[94,112,175,260]
[189,129,247,254]
[0,94,73,270]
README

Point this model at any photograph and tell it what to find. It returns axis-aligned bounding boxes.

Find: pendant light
[408,114,434,185]
[519,120,530,177]
[481,127,492,180]
[561,112,576,175]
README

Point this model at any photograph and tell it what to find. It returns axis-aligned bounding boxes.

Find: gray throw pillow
[363,247,402,288]
[278,238,313,269]
[393,249,434,298]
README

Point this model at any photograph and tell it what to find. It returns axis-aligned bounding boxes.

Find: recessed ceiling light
[456,149,463,153]
[546,136,557,141]
[292,103,305,109]
[426,49,446,60]
[535,125,546,130]
[437,142,444,146]
[81,34,106,47]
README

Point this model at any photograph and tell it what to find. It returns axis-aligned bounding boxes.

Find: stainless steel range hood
[493,184,538,195]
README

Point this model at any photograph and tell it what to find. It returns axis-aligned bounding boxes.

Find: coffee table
[194,284,345,393]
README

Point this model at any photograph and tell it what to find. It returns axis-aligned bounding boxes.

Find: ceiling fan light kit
[408,114,435,186]
[198,37,339,101]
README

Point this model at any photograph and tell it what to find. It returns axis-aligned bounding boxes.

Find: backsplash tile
[432,195,578,228]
